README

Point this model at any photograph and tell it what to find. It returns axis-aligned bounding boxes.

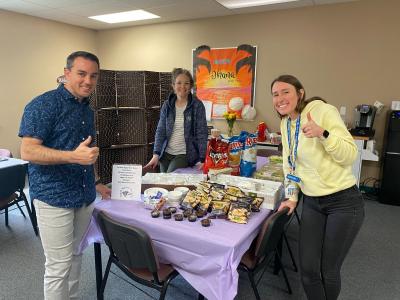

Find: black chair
[256,148,299,273]
[97,211,178,300]
[238,207,292,300]
[0,164,38,235]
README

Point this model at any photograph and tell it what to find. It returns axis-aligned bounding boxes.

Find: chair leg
[159,274,176,300]
[275,252,292,294]
[255,261,269,287]
[283,232,298,272]
[21,191,38,236]
[16,202,26,218]
[197,294,205,300]
[248,271,261,300]
[30,199,39,233]
[99,256,112,300]
[5,207,9,226]
[159,286,168,300]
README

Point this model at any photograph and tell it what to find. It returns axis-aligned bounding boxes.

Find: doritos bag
[203,137,229,174]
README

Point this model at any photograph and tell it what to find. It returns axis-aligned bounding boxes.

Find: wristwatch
[322,130,330,139]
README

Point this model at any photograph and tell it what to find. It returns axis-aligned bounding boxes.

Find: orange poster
[192,44,257,119]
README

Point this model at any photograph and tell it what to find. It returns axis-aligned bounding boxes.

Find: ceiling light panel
[89,9,160,23]
[216,0,301,9]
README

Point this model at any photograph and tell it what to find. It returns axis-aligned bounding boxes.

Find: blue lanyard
[287,116,301,173]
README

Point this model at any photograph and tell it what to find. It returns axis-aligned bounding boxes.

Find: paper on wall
[202,100,213,121]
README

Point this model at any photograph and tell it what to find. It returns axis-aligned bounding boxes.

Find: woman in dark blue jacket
[145,68,208,173]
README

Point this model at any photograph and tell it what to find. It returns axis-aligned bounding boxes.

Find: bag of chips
[239,132,258,177]
[209,201,230,219]
[203,137,229,174]
[228,201,251,224]
[227,136,243,176]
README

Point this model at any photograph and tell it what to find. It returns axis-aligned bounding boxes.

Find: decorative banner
[193,44,257,119]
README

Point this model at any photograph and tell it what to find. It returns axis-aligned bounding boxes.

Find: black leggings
[299,185,364,300]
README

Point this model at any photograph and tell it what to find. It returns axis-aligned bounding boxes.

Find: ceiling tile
[23,0,98,9]
[0,0,360,30]
[0,0,49,13]
[60,1,136,17]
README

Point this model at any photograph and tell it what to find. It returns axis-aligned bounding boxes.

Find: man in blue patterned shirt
[19,51,111,299]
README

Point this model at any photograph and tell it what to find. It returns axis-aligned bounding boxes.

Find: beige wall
[2,0,399,182]
[97,0,400,182]
[0,10,97,157]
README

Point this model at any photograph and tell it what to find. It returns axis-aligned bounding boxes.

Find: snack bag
[180,190,200,210]
[203,137,229,174]
[228,201,251,224]
[227,136,243,176]
[209,201,230,219]
[239,132,258,177]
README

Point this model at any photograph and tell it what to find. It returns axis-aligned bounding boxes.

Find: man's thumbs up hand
[302,112,324,138]
[71,136,99,165]
[80,136,92,147]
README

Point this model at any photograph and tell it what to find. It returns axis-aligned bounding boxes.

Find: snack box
[142,173,207,186]
[212,174,284,210]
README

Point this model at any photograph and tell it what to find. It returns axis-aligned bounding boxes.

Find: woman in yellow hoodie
[271,74,364,300]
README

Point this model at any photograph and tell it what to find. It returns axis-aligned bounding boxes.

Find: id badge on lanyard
[286,117,301,192]
[285,181,297,197]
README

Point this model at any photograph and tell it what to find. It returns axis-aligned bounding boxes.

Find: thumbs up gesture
[302,112,324,138]
[71,136,99,165]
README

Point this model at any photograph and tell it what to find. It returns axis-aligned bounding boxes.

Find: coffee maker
[349,104,377,137]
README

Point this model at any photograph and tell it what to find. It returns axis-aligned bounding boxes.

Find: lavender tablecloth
[79,199,271,300]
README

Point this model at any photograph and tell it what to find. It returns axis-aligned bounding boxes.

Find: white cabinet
[352,138,379,186]
[353,140,363,186]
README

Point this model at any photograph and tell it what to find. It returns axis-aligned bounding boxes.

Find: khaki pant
[34,199,94,300]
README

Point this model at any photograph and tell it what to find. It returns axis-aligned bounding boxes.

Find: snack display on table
[145,172,284,224]
[178,180,266,224]
[142,173,207,186]
[253,155,284,182]
[212,174,284,210]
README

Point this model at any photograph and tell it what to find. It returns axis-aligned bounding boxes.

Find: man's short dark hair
[66,51,100,69]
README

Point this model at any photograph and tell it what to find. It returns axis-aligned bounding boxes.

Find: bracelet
[95,179,102,185]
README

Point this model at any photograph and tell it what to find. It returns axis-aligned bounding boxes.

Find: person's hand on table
[278,199,297,215]
[195,161,204,170]
[96,183,111,200]
[144,154,159,171]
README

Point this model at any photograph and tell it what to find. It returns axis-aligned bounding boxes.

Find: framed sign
[193,44,257,119]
